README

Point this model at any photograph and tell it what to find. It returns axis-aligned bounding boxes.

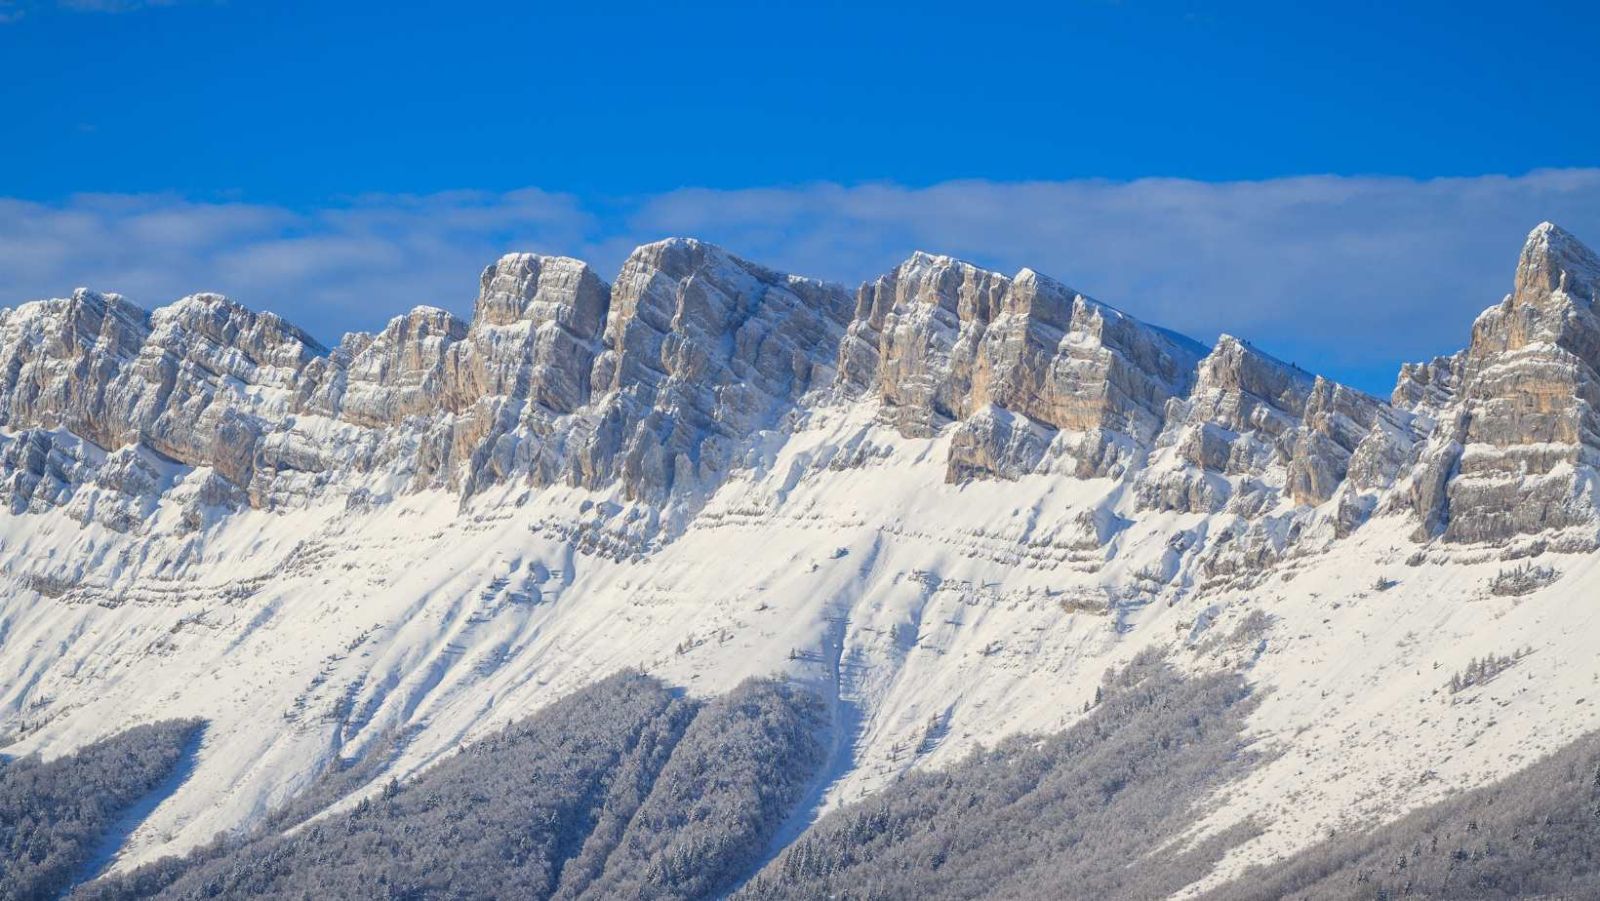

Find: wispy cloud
[0,190,595,342]
[1,0,185,21]
[58,0,177,10]
[4,170,1599,392]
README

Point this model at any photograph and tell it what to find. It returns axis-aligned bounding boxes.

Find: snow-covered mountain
[3,222,1599,892]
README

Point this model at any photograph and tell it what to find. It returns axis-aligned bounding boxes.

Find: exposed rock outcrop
[836,252,1205,481]
[1136,335,1319,515]
[1286,376,1388,508]
[0,224,1595,552]
[575,238,854,502]
[1408,224,1600,550]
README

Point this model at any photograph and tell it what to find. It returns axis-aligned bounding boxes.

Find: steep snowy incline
[0,224,1598,894]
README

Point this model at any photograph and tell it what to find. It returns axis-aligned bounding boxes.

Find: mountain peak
[388,305,466,335]
[1516,221,1600,302]
[1192,333,1315,424]
[903,249,960,266]
[629,235,711,256]
[895,250,1002,284]
[1011,265,1083,301]
[473,251,609,336]
[68,286,125,306]
[1209,333,1309,376]
[618,236,831,295]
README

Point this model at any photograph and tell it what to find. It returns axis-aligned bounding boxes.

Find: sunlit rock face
[571,238,855,503]
[10,223,1600,895]
[0,223,1596,550]
[1135,335,1317,515]
[326,307,469,428]
[1429,223,1600,545]
[835,252,1205,482]
[841,252,1013,436]
[0,288,151,451]
[0,288,329,512]
[1285,376,1388,508]
[0,255,618,515]
[404,254,612,494]
[454,252,609,415]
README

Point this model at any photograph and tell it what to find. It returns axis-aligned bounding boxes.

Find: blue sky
[3,0,1599,392]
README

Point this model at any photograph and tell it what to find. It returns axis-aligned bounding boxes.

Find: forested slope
[1208,728,1600,900]
[1,719,202,901]
[64,660,1600,900]
[736,652,1263,900]
[79,673,826,901]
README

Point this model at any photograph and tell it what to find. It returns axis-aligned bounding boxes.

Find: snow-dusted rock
[1285,375,1387,508]
[1136,335,1317,514]
[453,252,608,415]
[4,225,1598,546]
[4,224,1600,893]
[1,226,1597,548]
[1364,223,1600,547]
[574,238,854,502]
[837,252,1204,481]
[324,306,468,428]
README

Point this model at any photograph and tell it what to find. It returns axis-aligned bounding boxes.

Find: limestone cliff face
[576,239,854,502]
[283,254,613,495]
[840,252,1012,435]
[0,289,150,451]
[453,253,609,416]
[0,289,328,509]
[1345,353,1468,539]
[1131,332,1383,539]
[324,307,470,428]
[836,252,1205,481]
[962,271,1208,481]
[0,224,1596,552]
[1286,376,1388,508]
[1392,354,1464,418]
[1430,223,1600,544]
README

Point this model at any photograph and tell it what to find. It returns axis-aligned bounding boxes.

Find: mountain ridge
[6,224,1593,552]
[3,223,1599,892]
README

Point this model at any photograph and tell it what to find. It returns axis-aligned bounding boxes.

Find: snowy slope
[1,223,1598,894]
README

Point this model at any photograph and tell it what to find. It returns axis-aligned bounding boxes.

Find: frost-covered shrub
[1231,609,1274,644]
[1447,647,1532,695]
[1488,563,1559,597]
[0,719,201,901]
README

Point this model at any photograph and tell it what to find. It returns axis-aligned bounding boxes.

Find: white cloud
[0,189,595,345]
[4,170,1599,392]
[1,0,194,21]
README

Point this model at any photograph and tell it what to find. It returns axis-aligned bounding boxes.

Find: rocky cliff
[1434,223,1600,546]
[6,222,1600,888]
[0,223,1595,552]
[838,253,1205,482]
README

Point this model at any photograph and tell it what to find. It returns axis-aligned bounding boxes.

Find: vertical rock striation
[835,252,1206,481]
[574,238,854,502]
[1434,223,1600,544]
[0,224,1594,551]
[1124,335,1388,580]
